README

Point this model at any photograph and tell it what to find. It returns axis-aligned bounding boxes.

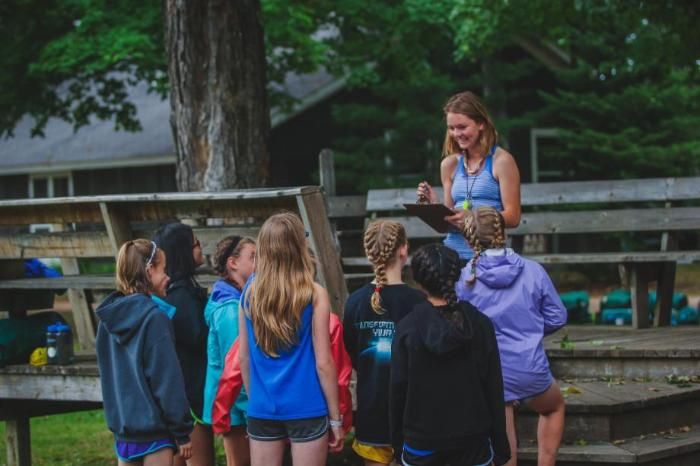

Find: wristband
[329,417,343,428]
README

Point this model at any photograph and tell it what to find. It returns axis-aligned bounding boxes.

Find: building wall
[73,164,177,195]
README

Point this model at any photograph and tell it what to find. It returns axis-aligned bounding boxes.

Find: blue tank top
[244,300,328,420]
[444,147,503,259]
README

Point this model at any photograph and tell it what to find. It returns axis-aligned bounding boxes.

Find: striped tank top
[444,147,503,259]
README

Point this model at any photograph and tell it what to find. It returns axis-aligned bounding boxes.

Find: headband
[146,241,158,267]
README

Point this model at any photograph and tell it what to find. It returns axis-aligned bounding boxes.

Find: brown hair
[442,91,498,158]
[212,235,255,281]
[462,206,506,284]
[246,212,315,357]
[115,239,163,295]
[363,220,407,314]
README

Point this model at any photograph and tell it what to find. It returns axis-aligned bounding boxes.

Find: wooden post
[6,416,31,466]
[53,224,96,350]
[318,148,342,254]
[318,149,336,197]
[296,190,348,315]
[655,261,676,327]
[628,264,650,329]
[99,202,133,255]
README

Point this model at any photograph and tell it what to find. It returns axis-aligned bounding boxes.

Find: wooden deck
[545,325,700,355]
[544,325,700,379]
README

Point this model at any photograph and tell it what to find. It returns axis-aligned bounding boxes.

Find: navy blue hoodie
[96,292,193,445]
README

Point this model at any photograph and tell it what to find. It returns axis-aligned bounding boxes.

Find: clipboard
[403,203,455,233]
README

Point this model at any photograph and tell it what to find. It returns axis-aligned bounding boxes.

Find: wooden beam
[318,149,336,197]
[99,202,133,256]
[0,231,113,259]
[365,177,700,211]
[655,262,676,327]
[0,273,220,290]
[296,191,348,315]
[0,400,102,421]
[629,264,651,329]
[379,207,700,238]
[5,416,30,466]
[0,374,102,402]
[326,195,366,219]
[343,250,700,268]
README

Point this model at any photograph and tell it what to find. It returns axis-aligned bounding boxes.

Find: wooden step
[517,380,700,443]
[545,326,700,379]
[519,424,700,465]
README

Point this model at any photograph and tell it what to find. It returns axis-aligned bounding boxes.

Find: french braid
[411,244,464,329]
[462,206,507,285]
[363,220,407,314]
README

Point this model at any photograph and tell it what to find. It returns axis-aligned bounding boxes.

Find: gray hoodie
[96,292,192,444]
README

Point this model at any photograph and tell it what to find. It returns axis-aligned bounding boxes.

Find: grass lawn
[0,410,362,466]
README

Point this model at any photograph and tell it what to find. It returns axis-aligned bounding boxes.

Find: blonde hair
[363,220,407,314]
[116,239,163,295]
[462,207,506,284]
[442,91,498,158]
[247,212,315,357]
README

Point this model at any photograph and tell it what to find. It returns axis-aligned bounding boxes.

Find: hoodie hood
[469,251,524,289]
[204,279,242,326]
[414,301,473,355]
[96,292,157,344]
[210,279,242,304]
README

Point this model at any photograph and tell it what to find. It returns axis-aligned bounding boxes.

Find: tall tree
[165,0,269,190]
[0,0,321,190]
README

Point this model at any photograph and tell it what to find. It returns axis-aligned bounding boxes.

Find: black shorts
[247,416,328,443]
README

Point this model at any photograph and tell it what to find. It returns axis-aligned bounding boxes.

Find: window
[28,173,74,233]
[28,173,74,198]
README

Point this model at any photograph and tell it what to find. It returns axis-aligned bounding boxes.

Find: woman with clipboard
[416,91,521,263]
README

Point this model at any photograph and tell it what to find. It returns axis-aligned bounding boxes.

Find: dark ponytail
[411,244,464,329]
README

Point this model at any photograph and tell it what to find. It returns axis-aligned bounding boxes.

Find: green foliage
[0,0,166,137]
[1,0,697,186]
[532,3,700,179]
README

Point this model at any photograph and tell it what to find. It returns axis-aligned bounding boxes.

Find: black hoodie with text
[391,300,510,465]
[96,292,193,445]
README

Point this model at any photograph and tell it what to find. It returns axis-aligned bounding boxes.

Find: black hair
[411,243,464,329]
[152,222,196,282]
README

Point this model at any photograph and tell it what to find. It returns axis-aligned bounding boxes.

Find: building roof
[0,69,345,175]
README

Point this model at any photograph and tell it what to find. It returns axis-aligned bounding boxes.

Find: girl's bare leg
[503,403,518,466]
[289,433,328,466]
[143,447,175,466]
[527,382,565,466]
[223,426,251,466]
[250,438,285,466]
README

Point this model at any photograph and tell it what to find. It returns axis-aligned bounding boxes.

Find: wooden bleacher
[336,176,700,329]
[0,186,345,466]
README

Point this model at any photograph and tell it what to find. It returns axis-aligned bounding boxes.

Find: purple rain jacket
[455,249,567,402]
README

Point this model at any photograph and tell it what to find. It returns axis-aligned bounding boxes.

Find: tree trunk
[165,0,270,191]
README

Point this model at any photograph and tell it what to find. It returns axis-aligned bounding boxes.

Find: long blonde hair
[247,212,315,356]
[462,207,506,284]
[442,91,498,158]
[363,220,407,314]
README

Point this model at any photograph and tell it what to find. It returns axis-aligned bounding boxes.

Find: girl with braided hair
[457,206,567,466]
[343,220,425,466]
[391,243,510,466]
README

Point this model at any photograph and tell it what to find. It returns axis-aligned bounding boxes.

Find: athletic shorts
[115,439,175,462]
[247,416,328,443]
[352,439,394,464]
